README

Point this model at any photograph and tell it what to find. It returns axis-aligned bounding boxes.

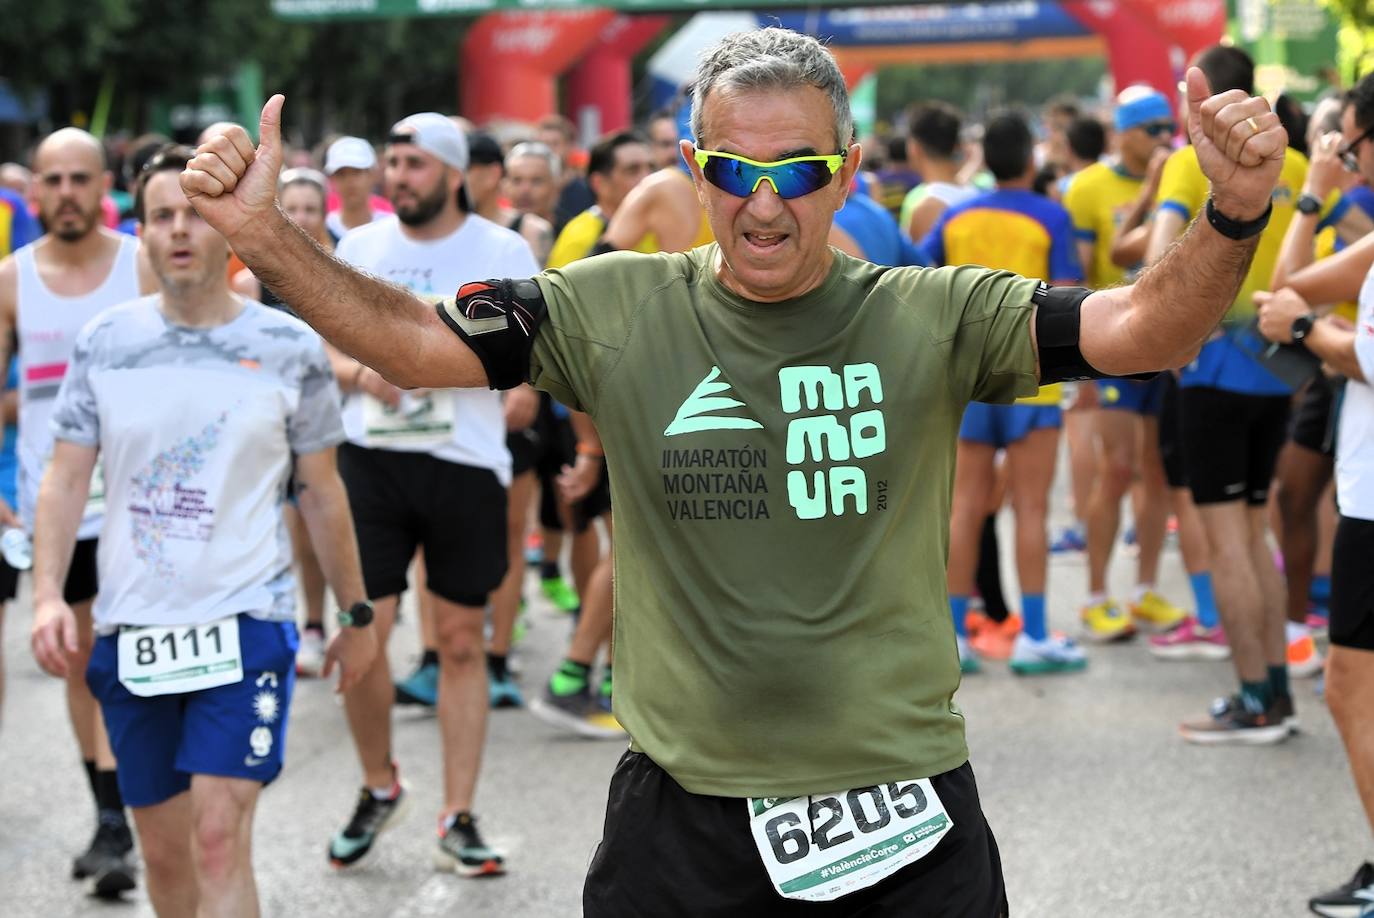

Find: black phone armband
[436,278,548,391]
[1032,282,1154,383]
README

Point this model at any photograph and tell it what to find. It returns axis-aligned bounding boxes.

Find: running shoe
[1306,604,1330,638]
[488,669,524,709]
[970,613,1022,661]
[1147,618,1230,661]
[328,779,413,868]
[586,673,626,736]
[540,575,580,613]
[1288,633,1325,679]
[75,812,137,898]
[1080,601,1135,642]
[434,812,505,877]
[956,635,980,674]
[1273,693,1299,734]
[1129,591,1188,632]
[530,682,626,739]
[1309,861,1374,917]
[296,627,326,677]
[1049,525,1086,553]
[1178,695,1290,746]
[1009,632,1087,675]
[395,660,439,706]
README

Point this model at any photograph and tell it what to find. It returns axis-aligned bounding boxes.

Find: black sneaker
[328,780,413,868]
[76,813,137,898]
[529,682,624,740]
[1310,861,1374,917]
[433,812,505,877]
[72,811,133,879]
[1273,693,1299,733]
[1178,694,1290,746]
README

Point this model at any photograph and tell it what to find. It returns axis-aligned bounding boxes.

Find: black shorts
[508,429,540,478]
[66,538,99,605]
[1179,386,1290,505]
[534,398,573,533]
[337,444,507,607]
[570,462,612,532]
[1331,515,1374,651]
[0,557,16,603]
[1288,375,1340,458]
[1156,373,1187,489]
[584,752,1007,918]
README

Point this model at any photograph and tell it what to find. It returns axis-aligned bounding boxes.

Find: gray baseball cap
[388,113,469,171]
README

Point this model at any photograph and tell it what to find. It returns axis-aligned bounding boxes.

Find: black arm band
[1032,282,1154,383]
[435,278,547,391]
[590,239,619,257]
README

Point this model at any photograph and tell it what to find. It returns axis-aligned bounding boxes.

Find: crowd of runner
[1,31,1373,917]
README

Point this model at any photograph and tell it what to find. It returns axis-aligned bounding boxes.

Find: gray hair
[690,28,852,152]
[506,141,561,181]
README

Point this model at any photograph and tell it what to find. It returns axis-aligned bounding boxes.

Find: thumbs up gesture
[181,95,286,242]
[1185,67,1286,222]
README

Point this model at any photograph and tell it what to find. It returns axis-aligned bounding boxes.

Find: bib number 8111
[764,782,928,865]
[133,624,225,666]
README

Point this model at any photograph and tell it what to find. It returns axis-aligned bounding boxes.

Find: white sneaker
[1009,632,1088,675]
[296,628,326,677]
[957,635,979,674]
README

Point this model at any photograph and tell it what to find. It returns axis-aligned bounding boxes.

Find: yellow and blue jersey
[1155,146,1341,395]
[1063,161,1143,289]
[922,187,1082,405]
[0,189,38,258]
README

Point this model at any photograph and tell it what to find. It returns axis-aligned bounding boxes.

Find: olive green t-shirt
[527,244,1039,797]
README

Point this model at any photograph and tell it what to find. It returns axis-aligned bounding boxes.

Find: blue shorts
[959,402,1062,449]
[87,614,298,808]
[1097,377,1166,416]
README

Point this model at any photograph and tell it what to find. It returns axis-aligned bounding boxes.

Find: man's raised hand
[180,94,286,241]
[1186,66,1286,222]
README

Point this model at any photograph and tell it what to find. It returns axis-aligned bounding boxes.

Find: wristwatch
[338,600,374,628]
[1296,192,1323,216]
[1290,312,1318,342]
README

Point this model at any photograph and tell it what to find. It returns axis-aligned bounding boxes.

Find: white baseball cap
[324,137,377,175]
[388,112,469,171]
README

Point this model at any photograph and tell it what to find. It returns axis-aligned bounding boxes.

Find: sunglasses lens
[701,156,752,196]
[770,160,834,199]
[701,155,834,199]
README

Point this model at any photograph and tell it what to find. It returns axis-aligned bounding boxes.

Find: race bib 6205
[747,778,953,902]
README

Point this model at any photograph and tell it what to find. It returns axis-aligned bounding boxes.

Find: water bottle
[1,527,32,571]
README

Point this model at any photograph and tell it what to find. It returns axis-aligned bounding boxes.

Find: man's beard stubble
[394,178,450,228]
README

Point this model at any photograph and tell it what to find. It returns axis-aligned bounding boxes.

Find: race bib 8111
[117,615,242,697]
[747,778,953,902]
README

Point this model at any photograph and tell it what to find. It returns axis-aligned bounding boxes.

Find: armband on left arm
[1032,282,1154,384]
[435,278,548,391]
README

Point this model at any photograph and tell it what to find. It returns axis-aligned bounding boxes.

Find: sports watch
[1295,193,1323,216]
[1290,312,1317,342]
[338,600,375,628]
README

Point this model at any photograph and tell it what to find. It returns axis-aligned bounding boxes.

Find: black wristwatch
[1296,192,1323,216]
[1205,198,1272,240]
[338,600,374,628]
[1290,312,1317,342]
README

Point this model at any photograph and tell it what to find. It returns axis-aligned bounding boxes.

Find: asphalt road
[0,503,1365,917]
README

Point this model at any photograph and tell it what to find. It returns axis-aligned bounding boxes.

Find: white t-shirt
[326,209,387,243]
[50,297,345,632]
[333,214,540,485]
[1337,265,1374,521]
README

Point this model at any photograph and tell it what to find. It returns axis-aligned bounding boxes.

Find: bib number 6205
[764,781,928,865]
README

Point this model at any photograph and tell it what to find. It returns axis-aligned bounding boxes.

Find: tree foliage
[2,0,474,142]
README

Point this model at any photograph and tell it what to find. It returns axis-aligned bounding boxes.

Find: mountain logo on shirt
[664,366,763,436]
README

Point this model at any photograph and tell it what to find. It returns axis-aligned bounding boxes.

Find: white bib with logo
[747,778,953,902]
[117,615,243,697]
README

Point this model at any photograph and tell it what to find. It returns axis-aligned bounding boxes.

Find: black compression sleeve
[1031,282,1154,383]
[435,278,548,391]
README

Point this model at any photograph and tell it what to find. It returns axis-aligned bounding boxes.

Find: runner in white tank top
[0,127,152,898]
[14,233,140,537]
